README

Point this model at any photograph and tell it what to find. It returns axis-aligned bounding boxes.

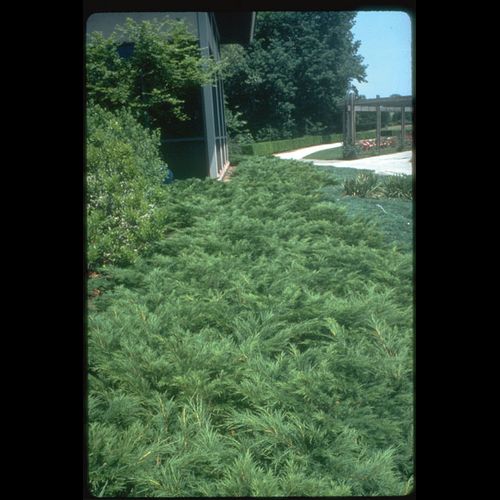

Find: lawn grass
[87,157,414,497]
[303,145,345,160]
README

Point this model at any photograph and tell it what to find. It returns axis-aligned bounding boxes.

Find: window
[208,42,229,176]
[117,42,134,59]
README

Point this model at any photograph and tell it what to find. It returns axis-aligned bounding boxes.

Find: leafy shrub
[342,143,360,160]
[304,118,328,136]
[226,106,254,163]
[86,17,220,132]
[225,105,254,145]
[86,104,170,269]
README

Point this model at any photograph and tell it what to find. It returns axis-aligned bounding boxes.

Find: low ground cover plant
[343,172,384,198]
[383,173,413,200]
[87,158,413,497]
[343,172,413,200]
[317,166,413,253]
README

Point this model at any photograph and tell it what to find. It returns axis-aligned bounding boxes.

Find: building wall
[86,12,199,38]
[86,12,222,179]
[196,13,230,179]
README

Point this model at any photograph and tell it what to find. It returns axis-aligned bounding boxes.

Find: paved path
[308,151,413,176]
[273,142,413,176]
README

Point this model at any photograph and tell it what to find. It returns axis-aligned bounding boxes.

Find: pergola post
[351,92,356,145]
[401,105,406,147]
[344,94,412,153]
[344,92,356,146]
[376,104,381,151]
[343,97,348,145]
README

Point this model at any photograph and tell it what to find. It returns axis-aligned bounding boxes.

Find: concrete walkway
[308,151,413,176]
[273,142,413,176]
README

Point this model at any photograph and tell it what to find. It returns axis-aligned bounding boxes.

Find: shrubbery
[88,158,413,497]
[384,173,413,200]
[86,16,222,269]
[86,104,170,268]
[343,172,382,197]
[241,133,344,156]
[238,129,387,158]
[86,17,219,132]
[342,143,361,160]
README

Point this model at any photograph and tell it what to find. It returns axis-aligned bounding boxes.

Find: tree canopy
[222,12,367,141]
[86,17,220,136]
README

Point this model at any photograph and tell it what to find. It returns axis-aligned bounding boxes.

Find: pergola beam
[351,96,413,107]
[344,94,413,148]
[351,105,413,112]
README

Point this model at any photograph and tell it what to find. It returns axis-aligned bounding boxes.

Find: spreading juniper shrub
[87,157,414,497]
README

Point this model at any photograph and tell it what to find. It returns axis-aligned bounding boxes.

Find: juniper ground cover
[87,157,414,497]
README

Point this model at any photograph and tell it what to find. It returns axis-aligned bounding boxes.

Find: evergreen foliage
[88,158,413,497]
[318,166,413,253]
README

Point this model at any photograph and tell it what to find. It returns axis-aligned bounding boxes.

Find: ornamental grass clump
[343,172,413,200]
[87,157,413,497]
[384,174,413,200]
[343,172,384,198]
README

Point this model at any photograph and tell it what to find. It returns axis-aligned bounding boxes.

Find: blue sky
[351,11,413,98]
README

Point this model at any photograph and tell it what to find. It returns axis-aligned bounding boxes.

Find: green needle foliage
[87,157,414,497]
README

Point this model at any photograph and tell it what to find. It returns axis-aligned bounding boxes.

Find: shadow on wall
[160,140,209,180]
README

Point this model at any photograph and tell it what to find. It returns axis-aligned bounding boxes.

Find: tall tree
[222,12,367,140]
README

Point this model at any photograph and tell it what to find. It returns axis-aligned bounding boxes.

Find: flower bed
[357,137,397,151]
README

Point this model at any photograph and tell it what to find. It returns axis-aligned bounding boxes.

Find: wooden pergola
[344,94,413,148]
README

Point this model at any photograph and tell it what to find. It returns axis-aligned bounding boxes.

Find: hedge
[240,133,343,156]
[239,129,410,156]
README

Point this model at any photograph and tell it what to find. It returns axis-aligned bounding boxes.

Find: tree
[222,12,367,140]
[86,17,220,136]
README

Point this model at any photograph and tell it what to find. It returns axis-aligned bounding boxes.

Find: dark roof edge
[214,12,255,45]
